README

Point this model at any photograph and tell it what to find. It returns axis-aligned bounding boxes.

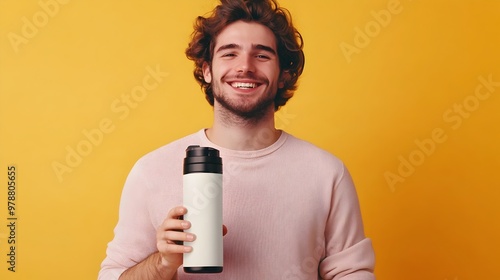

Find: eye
[256,54,270,60]
[221,53,236,58]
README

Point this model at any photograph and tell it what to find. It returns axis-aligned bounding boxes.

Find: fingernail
[184,246,192,253]
[186,233,195,241]
[181,221,189,228]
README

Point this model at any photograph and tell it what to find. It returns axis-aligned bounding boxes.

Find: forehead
[214,20,277,50]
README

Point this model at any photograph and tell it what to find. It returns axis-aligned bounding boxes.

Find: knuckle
[165,243,181,254]
[157,241,167,252]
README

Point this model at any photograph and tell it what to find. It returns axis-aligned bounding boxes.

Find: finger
[158,207,190,231]
[158,230,195,253]
[162,230,196,243]
[157,240,193,254]
[162,219,191,231]
[157,221,191,243]
[167,206,187,219]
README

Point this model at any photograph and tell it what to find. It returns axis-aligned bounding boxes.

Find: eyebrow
[254,44,277,55]
[216,43,277,55]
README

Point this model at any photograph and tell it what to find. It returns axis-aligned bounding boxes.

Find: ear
[279,70,290,89]
[202,62,212,83]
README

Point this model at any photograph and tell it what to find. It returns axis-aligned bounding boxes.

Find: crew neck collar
[197,128,288,159]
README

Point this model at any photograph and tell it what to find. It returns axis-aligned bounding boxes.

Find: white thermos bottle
[183,145,223,273]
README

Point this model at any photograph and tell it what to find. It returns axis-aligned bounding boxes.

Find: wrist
[155,253,178,277]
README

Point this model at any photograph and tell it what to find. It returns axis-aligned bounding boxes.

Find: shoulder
[132,130,203,173]
[282,132,345,173]
[284,133,343,163]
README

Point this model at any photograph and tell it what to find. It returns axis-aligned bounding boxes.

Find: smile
[230,82,259,89]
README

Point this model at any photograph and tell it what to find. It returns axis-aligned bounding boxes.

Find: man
[99,0,375,279]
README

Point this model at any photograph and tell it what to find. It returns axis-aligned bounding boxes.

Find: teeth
[231,82,256,89]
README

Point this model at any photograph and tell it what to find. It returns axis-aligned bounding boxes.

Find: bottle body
[183,146,223,273]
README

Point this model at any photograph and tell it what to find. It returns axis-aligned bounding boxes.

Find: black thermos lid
[183,145,223,174]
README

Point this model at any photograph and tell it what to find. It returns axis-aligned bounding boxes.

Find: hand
[156,206,194,270]
[156,206,229,270]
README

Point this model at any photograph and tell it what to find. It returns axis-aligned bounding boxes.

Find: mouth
[230,82,259,89]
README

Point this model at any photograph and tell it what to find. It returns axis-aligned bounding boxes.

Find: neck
[206,103,281,151]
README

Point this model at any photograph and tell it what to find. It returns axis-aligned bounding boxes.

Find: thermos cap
[183,145,223,174]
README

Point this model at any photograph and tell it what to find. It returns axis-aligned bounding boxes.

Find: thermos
[183,145,223,273]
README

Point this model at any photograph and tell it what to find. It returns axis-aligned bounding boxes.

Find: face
[203,20,284,120]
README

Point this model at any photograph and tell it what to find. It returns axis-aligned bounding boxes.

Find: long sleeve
[98,159,159,280]
[319,165,376,279]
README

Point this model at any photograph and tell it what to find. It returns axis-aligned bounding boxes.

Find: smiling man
[204,20,284,150]
[207,22,281,122]
[99,0,375,279]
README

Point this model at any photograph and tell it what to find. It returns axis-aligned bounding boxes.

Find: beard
[212,75,276,123]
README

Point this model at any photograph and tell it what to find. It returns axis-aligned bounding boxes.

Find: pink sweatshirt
[99,129,375,279]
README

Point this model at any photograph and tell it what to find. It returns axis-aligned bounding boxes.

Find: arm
[119,252,177,280]
[119,207,194,280]
[319,165,375,280]
[98,157,194,280]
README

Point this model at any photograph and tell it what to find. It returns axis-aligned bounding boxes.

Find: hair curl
[185,0,305,111]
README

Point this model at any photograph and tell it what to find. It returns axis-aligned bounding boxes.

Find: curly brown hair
[185,0,305,111]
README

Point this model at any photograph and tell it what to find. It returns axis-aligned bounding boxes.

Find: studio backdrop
[0,0,499,279]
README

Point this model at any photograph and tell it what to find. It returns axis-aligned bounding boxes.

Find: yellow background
[1,0,499,279]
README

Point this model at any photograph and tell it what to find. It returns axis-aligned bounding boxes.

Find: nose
[236,54,255,73]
